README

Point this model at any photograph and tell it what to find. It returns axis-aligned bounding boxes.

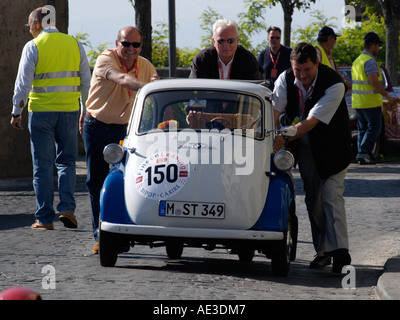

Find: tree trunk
[380,0,400,86]
[0,0,68,178]
[133,0,152,62]
[280,0,294,47]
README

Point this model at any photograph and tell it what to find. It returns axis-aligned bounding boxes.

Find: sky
[68,0,348,51]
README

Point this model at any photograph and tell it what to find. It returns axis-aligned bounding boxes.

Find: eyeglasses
[216,38,237,45]
[118,40,142,48]
[269,37,280,40]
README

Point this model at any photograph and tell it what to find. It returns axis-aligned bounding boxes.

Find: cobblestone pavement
[0,161,399,300]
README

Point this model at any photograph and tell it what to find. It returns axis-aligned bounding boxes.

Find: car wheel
[289,201,298,262]
[99,228,119,267]
[270,207,296,276]
[270,231,291,276]
[237,248,255,262]
[166,241,184,259]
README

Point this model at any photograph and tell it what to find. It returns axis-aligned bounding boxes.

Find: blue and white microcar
[99,79,297,276]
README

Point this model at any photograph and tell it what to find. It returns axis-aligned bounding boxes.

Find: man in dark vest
[272,42,352,273]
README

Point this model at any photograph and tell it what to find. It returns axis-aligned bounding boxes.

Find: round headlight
[103,143,124,164]
[273,150,295,171]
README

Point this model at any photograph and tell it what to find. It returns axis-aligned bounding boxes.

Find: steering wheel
[206,117,226,130]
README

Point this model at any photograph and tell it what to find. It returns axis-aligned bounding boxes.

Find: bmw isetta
[99,79,297,276]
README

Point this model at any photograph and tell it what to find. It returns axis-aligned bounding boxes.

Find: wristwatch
[11,113,21,118]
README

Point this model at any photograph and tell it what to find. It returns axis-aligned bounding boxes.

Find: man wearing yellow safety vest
[351,32,395,164]
[315,27,351,89]
[10,7,91,230]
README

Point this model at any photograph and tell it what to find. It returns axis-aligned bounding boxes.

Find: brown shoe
[31,220,54,230]
[59,212,77,228]
[92,242,99,254]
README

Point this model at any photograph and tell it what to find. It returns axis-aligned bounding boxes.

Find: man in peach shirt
[83,26,158,254]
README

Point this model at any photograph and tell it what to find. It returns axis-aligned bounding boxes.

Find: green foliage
[334,13,386,67]
[199,7,222,48]
[151,0,268,67]
[74,32,110,67]
[237,0,268,52]
[151,22,170,67]
[291,10,337,45]
[290,10,388,67]
[151,22,200,68]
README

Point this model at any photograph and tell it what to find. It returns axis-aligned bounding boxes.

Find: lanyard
[218,61,232,79]
[116,50,139,118]
[269,51,280,68]
[298,86,314,117]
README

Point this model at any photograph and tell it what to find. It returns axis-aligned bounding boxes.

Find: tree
[129,0,152,61]
[292,9,387,67]
[378,0,400,85]
[74,32,110,67]
[291,10,337,45]
[261,0,316,46]
[349,0,400,85]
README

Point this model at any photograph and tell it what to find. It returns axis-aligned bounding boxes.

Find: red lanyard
[298,86,314,117]
[269,51,280,68]
[116,50,139,118]
[218,61,232,79]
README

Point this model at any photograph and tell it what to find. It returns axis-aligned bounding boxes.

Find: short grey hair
[212,19,238,38]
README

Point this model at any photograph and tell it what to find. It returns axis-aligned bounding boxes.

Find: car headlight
[273,150,295,171]
[103,143,124,164]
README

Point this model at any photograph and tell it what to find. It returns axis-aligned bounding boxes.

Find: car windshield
[138,89,263,138]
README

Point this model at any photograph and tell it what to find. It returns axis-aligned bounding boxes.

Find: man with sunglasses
[189,19,260,80]
[83,26,158,254]
[257,26,292,90]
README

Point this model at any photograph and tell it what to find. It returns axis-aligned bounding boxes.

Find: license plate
[159,200,225,219]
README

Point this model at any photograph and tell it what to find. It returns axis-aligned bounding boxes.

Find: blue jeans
[28,111,79,224]
[355,107,382,157]
[82,115,127,241]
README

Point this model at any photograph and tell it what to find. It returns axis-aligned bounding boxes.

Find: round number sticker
[135,152,189,200]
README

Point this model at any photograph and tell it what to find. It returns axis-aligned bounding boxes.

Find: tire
[270,204,297,276]
[99,228,119,267]
[270,230,291,276]
[289,202,298,262]
[166,241,184,259]
[238,248,255,262]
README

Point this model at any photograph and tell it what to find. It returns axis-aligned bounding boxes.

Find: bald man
[83,26,159,253]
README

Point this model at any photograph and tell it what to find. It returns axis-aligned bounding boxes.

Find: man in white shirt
[10,7,91,230]
[273,42,352,273]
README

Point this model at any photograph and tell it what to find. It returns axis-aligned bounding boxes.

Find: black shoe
[309,255,332,269]
[329,249,351,273]
[357,155,376,165]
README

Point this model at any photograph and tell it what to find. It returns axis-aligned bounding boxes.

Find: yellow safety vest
[351,53,382,109]
[28,32,81,112]
[315,44,334,69]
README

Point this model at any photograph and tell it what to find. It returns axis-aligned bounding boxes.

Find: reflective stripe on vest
[351,53,382,109]
[315,44,333,69]
[28,32,81,112]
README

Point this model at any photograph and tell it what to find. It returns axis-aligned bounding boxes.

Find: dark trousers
[82,115,127,241]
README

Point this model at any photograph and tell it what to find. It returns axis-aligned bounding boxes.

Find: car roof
[139,78,272,98]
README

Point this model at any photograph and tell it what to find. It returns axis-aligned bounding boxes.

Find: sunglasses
[118,40,142,48]
[216,38,236,45]
[270,37,281,40]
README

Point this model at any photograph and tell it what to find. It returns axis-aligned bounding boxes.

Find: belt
[86,111,95,119]
[85,111,127,127]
